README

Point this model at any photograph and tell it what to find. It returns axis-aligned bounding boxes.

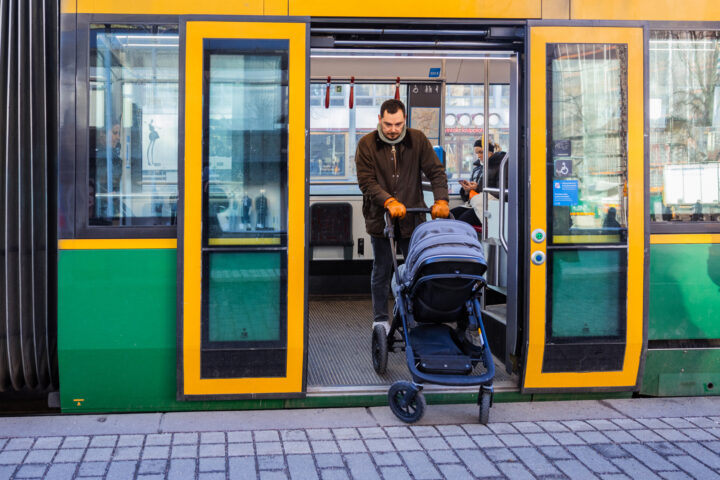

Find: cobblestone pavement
[1,398,719,479]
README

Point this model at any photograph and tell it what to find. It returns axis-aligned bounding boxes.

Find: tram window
[546,44,629,244]
[310,133,346,176]
[309,83,407,183]
[444,84,510,181]
[649,31,720,226]
[88,25,179,226]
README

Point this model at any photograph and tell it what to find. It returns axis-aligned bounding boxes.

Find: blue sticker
[553,180,579,206]
[429,68,441,78]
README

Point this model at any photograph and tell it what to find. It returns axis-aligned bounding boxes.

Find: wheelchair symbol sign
[555,160,572,178]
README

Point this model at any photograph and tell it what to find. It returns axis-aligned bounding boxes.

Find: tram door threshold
[306,382,519,398]
[307,297,519,392]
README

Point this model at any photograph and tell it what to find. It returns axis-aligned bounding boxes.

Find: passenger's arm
[355,140,392,207]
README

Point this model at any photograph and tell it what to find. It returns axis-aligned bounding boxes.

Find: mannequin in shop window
[256,189,268,230]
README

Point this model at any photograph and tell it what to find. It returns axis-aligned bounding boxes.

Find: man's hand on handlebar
[384,197,407,219]
[431,200,450,219]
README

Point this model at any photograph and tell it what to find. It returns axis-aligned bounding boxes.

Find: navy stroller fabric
[400,219,486,284]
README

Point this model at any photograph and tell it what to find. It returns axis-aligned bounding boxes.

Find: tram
[0,0,719,413]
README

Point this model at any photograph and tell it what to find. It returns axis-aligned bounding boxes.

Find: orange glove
[384,197,406,219]
[431,200,450,219]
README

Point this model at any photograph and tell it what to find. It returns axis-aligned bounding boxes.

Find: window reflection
[89,25,179,226]
[547,43,629,244]
[205,47,287,241]
[649,31,720,224]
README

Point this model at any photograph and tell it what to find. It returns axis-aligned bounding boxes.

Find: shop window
[649,31,720,227]
[444,84,510,181]
[88,25,179,226]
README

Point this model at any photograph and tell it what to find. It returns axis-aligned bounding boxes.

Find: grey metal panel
[57,8,76,239]
[6,0,22,391]
[0,0,57,393]
[0,0,8,392]
[17,0,37,389]
[31,0,53,388]
[505,54,520,374]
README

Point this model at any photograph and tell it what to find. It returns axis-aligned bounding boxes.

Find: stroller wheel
[388,381,426,423]
[372,325,389,374]
[479,390,492,425]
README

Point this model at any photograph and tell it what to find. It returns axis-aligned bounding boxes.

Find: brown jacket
[356,128,448,238]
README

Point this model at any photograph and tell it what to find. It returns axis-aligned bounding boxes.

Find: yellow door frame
[180,20,307,398]
[525,26,645,391]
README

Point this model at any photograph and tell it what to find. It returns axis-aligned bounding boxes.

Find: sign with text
[553,180,579,206]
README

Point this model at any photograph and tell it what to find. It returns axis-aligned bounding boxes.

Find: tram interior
[306,50,520,394]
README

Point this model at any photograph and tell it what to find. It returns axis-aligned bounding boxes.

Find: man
[89,122,123,222]
[355,99,449,334]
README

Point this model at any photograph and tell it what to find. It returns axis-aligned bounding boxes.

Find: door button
[531,228,546,243]
[531,251,546,265]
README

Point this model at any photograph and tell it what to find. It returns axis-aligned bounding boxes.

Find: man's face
[474,146,483,162]
[378,110,406,140]
[98,124,121,148]
[110,124,121,148]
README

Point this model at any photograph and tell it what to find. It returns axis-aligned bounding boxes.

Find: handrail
[497,152,510,253]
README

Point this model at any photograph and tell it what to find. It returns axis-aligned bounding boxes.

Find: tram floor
[307,296,518,391]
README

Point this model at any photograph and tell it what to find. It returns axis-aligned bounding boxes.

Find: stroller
[372,208,495,424]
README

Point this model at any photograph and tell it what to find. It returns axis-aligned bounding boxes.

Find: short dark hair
[380,99,406,117]
[473,138,496,153]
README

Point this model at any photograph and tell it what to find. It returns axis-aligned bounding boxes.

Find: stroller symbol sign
[555,160,572,178]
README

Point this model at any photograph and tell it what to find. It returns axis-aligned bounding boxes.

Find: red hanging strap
[325,76,331,109]
[349,76,355,109]
[394,77,400,100]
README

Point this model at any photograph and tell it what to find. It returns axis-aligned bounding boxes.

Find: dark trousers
[370,236,410,324]
[450,205,482,227]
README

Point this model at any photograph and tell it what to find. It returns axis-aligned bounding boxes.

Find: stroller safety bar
[408,273,487,297]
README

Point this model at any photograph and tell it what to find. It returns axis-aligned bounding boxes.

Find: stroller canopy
[401,219,486,283]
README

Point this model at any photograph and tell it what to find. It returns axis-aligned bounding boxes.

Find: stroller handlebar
[405,207,433,214]
[384,208,454,237]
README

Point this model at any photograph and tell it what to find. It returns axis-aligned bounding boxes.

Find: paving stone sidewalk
[1,398,719,479]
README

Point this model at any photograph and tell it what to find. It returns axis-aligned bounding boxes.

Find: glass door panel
[179,20,306,399]
[204,44,288,244]
[548,44,629,245]
[200,41,289,380]
[525,27,644,392]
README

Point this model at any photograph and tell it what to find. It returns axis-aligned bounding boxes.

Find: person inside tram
[355,99,449,335]
[89,120,123,223]
[450,138,495,228]
[603,207,621,229]
[692,200,703,222]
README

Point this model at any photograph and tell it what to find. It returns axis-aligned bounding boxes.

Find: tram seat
[310,203,354,260]
[485,151,508,200]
